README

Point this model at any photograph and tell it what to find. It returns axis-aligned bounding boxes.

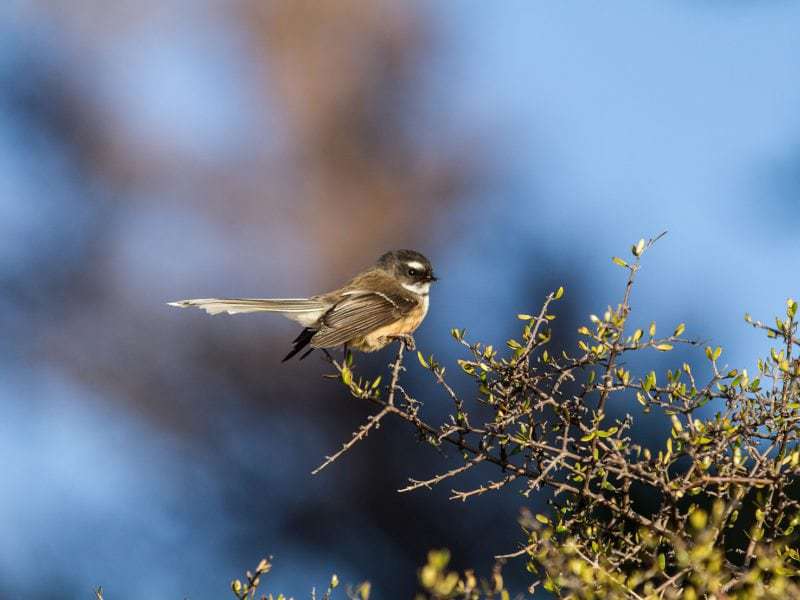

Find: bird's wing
[310,290,415,348]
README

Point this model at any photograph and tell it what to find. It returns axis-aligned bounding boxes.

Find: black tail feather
[282,328,316,362]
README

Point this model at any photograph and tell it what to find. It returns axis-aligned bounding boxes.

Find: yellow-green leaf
[612,256,629,268]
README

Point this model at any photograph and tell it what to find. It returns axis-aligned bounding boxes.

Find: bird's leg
[343,343,353,366]
[391,334,416,351]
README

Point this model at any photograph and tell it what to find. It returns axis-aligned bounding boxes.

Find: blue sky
[427,1,800,372]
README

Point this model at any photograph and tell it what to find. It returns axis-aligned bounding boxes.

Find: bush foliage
[226,234,800,599]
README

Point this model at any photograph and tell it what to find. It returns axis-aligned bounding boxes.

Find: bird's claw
[394,334,416,352]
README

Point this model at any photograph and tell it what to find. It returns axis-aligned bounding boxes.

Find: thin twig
[311,406,392,475]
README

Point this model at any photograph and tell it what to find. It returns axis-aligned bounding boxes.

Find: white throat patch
[402,281,431,296]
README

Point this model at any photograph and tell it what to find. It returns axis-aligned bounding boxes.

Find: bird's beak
[428,274,439,282]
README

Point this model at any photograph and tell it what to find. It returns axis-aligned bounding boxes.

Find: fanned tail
[168,297,329,361]
[167,297,326,318]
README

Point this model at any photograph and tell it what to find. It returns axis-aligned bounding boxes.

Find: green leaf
[690,510,708,530]
[673,323,686,337]
[417,351,429,369]
[671,415,683,433]
[555,286,565,299]
[655,343,673,352]
[517,313,534,321]
[359,582,371,600]
[643,371,656,392]
[535,513,551,525]
[612,256,629,268]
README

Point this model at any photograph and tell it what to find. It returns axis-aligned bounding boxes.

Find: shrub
[172,233,800,599]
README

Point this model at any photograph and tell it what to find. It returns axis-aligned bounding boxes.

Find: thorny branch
[313,233,800,598]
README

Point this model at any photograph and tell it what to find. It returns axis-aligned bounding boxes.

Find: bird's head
[377,249,438,295]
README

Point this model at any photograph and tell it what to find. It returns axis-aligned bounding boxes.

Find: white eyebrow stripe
[405,261,425,271]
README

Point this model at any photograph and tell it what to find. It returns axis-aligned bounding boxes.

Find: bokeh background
[2,1,799,598]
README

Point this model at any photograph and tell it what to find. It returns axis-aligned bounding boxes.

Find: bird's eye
[407,268,417,277]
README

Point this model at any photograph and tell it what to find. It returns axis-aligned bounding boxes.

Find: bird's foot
[392,334,416,352]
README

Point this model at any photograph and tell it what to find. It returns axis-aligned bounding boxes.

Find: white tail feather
[167,298,327,325]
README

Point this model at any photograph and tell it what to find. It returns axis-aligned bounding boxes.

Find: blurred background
[2,1,799,597]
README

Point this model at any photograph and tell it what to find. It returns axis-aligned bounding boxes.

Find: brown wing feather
[310,291,413,348]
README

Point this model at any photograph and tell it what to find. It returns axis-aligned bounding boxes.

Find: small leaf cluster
[415,549,510,600]
[229,556,363,600]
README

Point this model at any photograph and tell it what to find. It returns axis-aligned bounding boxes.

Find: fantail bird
[168,249,437,362]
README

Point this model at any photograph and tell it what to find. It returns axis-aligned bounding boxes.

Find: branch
[312,406,392,475]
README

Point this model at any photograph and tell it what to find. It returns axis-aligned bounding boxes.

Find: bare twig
[312,406,392,475]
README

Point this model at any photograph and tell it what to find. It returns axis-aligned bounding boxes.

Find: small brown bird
[168,250,437,361]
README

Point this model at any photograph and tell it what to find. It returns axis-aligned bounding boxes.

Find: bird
[168,249,437,362]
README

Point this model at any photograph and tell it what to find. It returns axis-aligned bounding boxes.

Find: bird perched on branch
[168,249,437,362]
